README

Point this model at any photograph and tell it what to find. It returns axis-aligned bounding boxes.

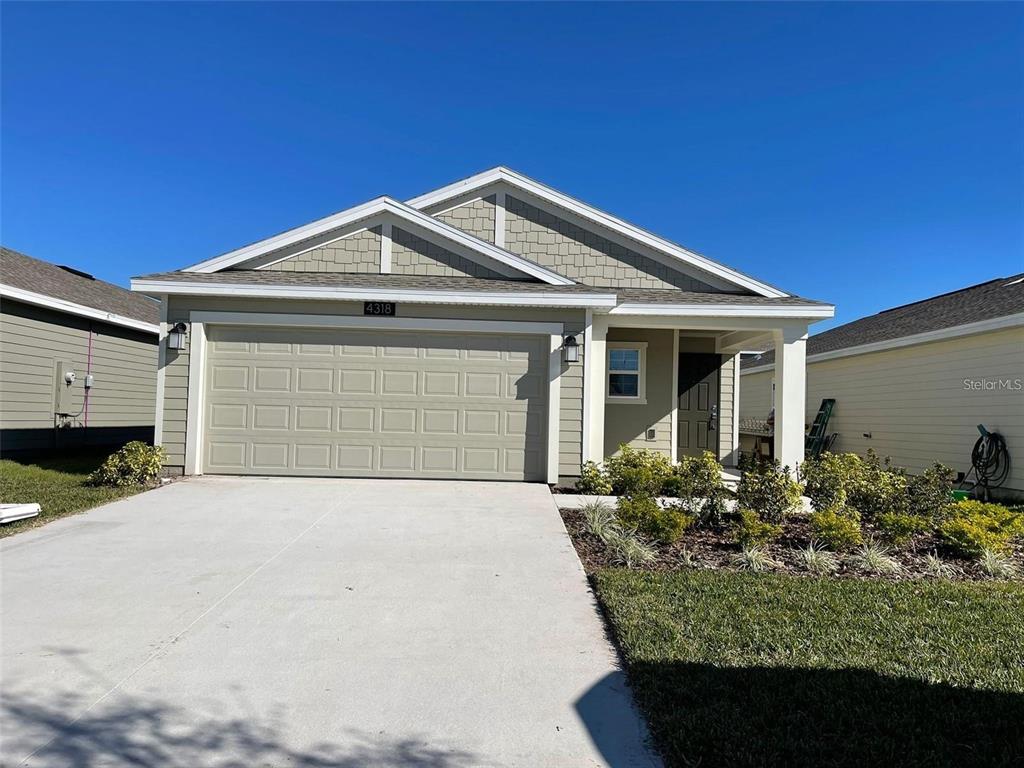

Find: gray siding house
[741,274,1024,494]
[0,247,160,455]
[132,168,833,482]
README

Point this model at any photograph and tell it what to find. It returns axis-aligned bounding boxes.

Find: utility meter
[64,371,76,384]
[84,374,94,389]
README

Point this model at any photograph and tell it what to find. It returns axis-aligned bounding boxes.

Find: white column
[584,314,608,462]
[772,324,808,473]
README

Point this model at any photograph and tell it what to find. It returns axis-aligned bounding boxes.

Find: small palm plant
[797,542,839,576]
[853,540,902,575]
[978,549,1019,579]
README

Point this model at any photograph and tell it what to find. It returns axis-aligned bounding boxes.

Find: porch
[581,310,818,474]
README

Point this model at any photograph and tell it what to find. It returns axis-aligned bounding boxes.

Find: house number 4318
[363,302,396,316]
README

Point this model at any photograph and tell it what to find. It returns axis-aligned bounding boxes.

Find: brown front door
[677,353,721,459]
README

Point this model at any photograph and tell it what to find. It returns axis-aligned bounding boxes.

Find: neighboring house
[741,274,1024,494]
[0,247,160,456]
[131,167,833,483]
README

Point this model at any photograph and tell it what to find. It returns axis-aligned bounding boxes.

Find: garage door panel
[203,326,548,480]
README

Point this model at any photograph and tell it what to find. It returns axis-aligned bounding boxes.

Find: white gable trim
[0,283,159,334]
[183,196,574,286]
[407,167,789,299]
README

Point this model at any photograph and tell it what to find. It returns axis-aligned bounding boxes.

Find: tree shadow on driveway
[2,688,488,768]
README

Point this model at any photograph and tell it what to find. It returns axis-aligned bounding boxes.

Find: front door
[677,353,721,459]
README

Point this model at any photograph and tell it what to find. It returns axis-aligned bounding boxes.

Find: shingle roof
[742,273,1024,369]
[2,247,159,325]
[132,270,831,309]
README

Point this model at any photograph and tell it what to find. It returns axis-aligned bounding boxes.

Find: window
[607,342,647,403]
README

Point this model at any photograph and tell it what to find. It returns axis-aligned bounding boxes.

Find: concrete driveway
[1,477,658,767]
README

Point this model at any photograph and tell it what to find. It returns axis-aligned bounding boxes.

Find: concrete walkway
[1,477,658,767]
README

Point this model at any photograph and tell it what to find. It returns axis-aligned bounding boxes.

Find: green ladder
[805,398,836,458]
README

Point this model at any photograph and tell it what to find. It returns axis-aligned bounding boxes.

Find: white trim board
[1,283,159,334]
[740,312,1024,375]
[182,196,573,286]
[182,311,564,483]
[132,279,616,309]
[609,302,835,319]
[406,167,790,299]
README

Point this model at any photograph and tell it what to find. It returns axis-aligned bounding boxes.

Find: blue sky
[2,2,1021,332]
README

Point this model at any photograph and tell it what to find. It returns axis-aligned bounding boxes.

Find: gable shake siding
[390,227,507,279]
[265,227,381,273]
[434,196,496,243]
[504,196,719,291]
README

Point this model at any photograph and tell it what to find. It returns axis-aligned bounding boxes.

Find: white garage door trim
[185,312,564,483]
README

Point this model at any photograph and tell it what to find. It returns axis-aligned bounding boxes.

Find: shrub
[88,441,164,487]
[616,495,694,544]
[576,461,613,495]
[606,446,673,497]
[731,544,779,572]
[875,512,931,546]
[801,452,860,510]
[796,542,839,575]
[978,549,1019,580]
[731,508,782,547]
[809,504,863,551]
[923,552,957,579]
[802,450,909,520]
[736,460,802,524]
[676,546,698,569]
[938,500,1024,557]
[581,501,619,543]
[666,451,729,529]
[606,529,657,569]
[852,540,902,575]
[907,463,956,520]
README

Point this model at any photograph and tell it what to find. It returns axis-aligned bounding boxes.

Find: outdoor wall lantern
[563,334,580,363]
[167,322,188,351]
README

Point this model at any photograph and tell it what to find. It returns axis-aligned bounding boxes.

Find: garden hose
[962,425,1010,498]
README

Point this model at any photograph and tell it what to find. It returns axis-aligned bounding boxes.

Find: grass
[0,453,146,537]
[593,568,1024,767]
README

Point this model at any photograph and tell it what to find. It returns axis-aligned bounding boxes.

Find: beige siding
[505,195,720,291]
[159,295,585,475]
[391,227,506,279]
[739,327,1024,492]
[265,227,381,273]
[0,299,156,452]
[434,196,496,243]
[718,353,739,465]
[605,327,675,457]
[739,369,773,422]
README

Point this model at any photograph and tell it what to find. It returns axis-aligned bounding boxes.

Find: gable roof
[742,273,1024,371]
[406,166,789,299]
[182,196,574,286]
[1,246,159,333]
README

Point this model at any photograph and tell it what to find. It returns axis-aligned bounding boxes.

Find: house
[131,167,833,483]
[0,247,160,455]
[740,274,1024,494]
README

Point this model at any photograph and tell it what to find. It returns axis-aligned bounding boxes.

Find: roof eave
[1,283,159,334]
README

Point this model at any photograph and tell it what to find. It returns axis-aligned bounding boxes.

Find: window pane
[609,349,639,371]
[609,373,639,397]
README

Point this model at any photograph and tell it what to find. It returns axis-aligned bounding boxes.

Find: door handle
[708,404,717,431]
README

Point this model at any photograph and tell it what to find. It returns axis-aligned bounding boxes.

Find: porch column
[772,324,808,472]
[584,314,608,463]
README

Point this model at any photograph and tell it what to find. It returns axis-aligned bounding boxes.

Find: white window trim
[182,312,564,484]
[606,341,648,405]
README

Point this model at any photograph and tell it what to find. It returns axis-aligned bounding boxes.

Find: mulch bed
[559,505,1023,581]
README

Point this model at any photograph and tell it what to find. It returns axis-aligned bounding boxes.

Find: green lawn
[594,569,1024,767]
[0,454,145,537]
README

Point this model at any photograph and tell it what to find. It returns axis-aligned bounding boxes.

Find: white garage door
[201,326,549,480]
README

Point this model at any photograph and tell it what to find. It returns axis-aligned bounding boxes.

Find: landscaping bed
[0,443,165,537]
[593,568,1024,767]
